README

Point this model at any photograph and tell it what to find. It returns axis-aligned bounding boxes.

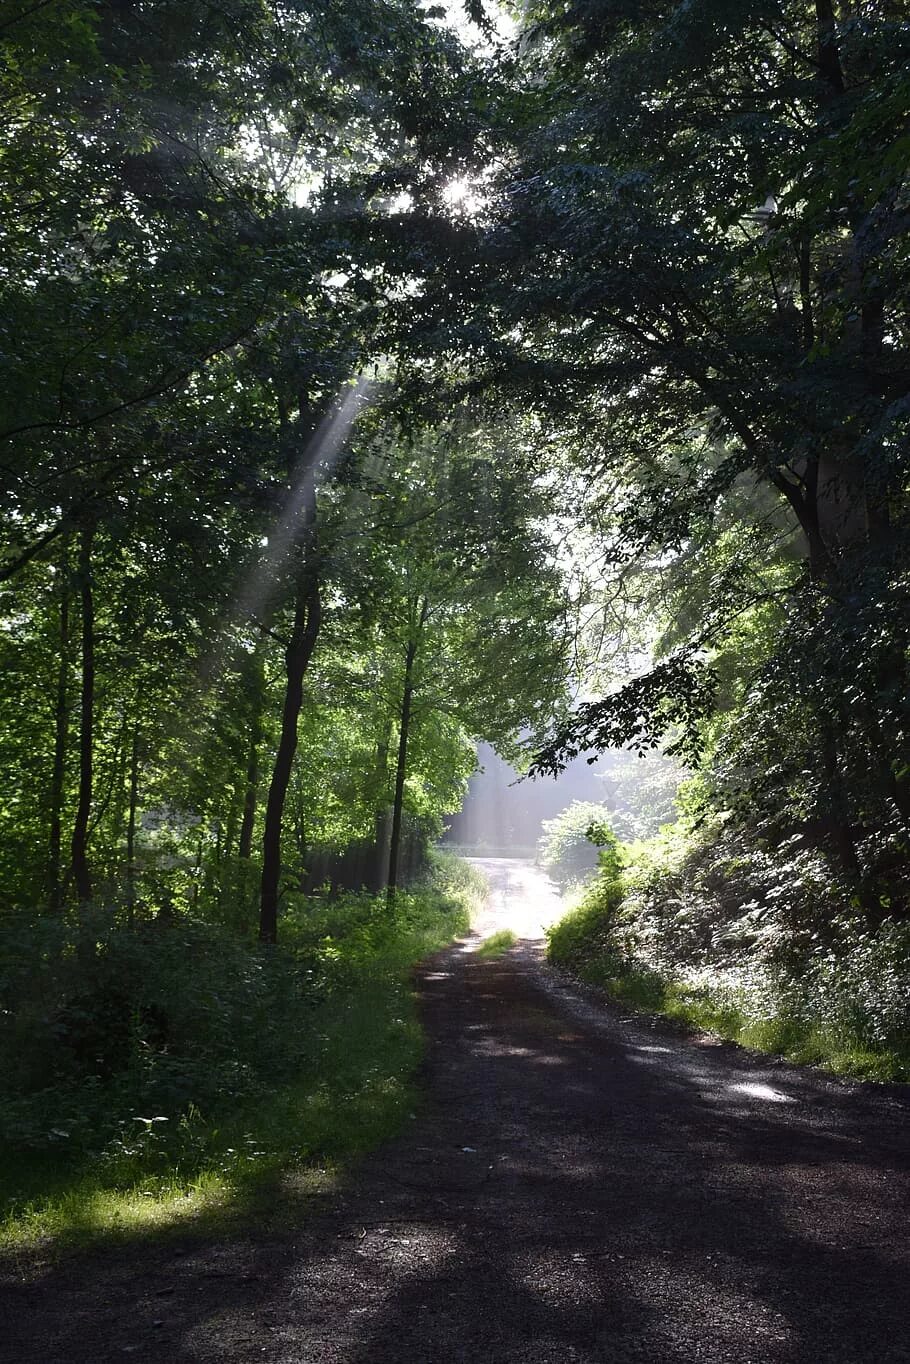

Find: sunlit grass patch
[560,951,910,1081]
[0,853,481,1258]
[547,883,910,1084]
[1,1169,223,1245]
[475,929,518,959]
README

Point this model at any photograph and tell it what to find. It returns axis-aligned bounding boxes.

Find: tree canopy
[0,0,908,1233]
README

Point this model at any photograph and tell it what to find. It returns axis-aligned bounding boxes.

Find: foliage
[0,0,575,1241]
[533,657,719,772]
[595,748,683,841]
[538,801,621,889]
[437,0,910,922]
[546,875,625,975]
[0,853,484,1250]
[547,836,910,1082]
[1,0,909,1252]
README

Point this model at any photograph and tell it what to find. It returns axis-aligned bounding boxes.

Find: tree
[431,1,910,905]
[356,418,572,908]
[0,0,490,930]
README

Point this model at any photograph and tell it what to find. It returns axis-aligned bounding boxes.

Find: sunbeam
[231,375,374,635]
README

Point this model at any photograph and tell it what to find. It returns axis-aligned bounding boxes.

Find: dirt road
[4,858,909,1363]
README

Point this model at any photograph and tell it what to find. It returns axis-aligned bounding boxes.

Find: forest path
[462,854,565,941]
[5,859,909,1363]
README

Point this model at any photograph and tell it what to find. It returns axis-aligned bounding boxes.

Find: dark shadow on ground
[4,930,909,1364]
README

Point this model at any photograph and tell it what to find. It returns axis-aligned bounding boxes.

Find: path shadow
[5,941,909,1364]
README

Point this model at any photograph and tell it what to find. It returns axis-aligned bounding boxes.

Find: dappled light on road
[6,860,908,1364]
[729,1081,797,1105]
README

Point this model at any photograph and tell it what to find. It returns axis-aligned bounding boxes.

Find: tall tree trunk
[386,599,428,914]
[190,835,203,911]
[223,802,239,868]
[239,732,260,859]
[259,466,320,944]
[48,540,71,910]
[371,715,393,891]
[70,519,95,904]
[238,654,264,859]
[293,769,308,888]
[815,0,846,98]
[126,723,139,922]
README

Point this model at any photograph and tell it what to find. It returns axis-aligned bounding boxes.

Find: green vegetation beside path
[548,851,910,1086]
[2,0,909,1279]
[475,929,518,960]
[0,855,485,1256]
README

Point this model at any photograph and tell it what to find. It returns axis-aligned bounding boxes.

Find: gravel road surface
[4,858,908,1363]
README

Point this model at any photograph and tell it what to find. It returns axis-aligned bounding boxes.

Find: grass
[547,896,910,1084]
[475,929,518,960]
[0,854,487,1258]
[1,978,422,1255]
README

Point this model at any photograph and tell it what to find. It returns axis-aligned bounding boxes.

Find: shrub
[0,909,324,1158]
[0,852,481,1249]
[539,802,621,889]
[545,827,910,1082]
[546,875,624,973]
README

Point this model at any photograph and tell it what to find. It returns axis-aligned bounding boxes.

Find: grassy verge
[0,853,486,1257]
[547,891,910,1084]
[475,929,518,960]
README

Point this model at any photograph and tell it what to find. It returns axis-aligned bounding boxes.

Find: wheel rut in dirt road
[5,858,909,1363]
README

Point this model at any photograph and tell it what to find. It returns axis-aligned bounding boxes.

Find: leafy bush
[0,852,481,1247]
[546,877,624,974]
[546,835,910,1082]
[0,910,320,1158]
[539,801,621,889]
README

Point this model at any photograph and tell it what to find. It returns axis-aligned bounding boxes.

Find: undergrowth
[475,929,517,959]
[547,857,910,1084]
[0,852,485,1255]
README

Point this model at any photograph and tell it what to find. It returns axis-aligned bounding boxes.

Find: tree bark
[386,598,428,913]
[126,723,140,921]
[815,0,846,98]
[371,715,393,890]
[259,465,320,944]
[238,655,264,859]
[292,768,308,887]
[239,734,260,859]
[70,519,95,904]
[48,540,71,910]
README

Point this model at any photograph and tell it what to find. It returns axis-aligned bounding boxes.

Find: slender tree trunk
[386,651,416,914]
[223,802,239,867]
[190,836,204,910]
[386,599,428,913]
[293,770,308,887]
[372,716,393,890]
[238,666,263,859]
[239,736,260,859]
[126,723,139,922]
[48,541,71,910]
[259,465,320,944]
[70,519,95,904]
